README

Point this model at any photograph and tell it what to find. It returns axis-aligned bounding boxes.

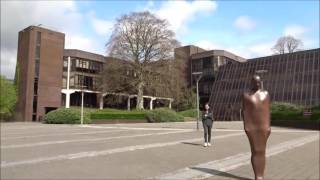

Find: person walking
[202,103,214,147]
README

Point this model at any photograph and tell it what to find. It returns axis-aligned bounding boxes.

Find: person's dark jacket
[202,111,213,126]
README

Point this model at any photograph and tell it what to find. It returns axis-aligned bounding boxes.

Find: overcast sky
[1,0,319,79]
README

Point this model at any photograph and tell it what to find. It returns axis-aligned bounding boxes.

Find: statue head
[251,75,262,91]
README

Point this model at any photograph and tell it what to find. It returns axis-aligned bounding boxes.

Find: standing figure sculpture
[241,75,271,180]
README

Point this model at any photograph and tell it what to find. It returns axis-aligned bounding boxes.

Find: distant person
[202,103,214,147]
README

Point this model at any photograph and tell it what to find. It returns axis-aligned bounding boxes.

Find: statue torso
[242,90,270,132]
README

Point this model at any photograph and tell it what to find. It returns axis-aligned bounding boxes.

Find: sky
[1,0,319,79]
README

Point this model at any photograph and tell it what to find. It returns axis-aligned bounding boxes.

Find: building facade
[208,49,320,121]
[174,46,246,106]
[15,26,65,121]
[61,49,104,109]
[15,26,320,121]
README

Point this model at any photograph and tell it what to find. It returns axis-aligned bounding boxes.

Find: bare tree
[105,11,180,110]
[272,35,303,54]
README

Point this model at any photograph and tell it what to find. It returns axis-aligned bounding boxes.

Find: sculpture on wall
[241,75,271,180]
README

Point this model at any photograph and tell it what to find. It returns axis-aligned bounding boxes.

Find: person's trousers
[202,121,212,143]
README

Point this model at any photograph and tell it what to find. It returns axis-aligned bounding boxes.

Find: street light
[192,71,203,130]
[78,85,87,125]
[79,65,87,125]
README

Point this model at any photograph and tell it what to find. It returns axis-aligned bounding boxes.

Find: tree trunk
[136,81,144,110]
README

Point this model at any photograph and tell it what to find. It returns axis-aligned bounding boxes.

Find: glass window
[70,77,75,87]
[63,60,68,68]
[35,61,39,77]
[35,46,40,58]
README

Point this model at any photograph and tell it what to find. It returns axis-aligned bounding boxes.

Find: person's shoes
[204,143,208,147]
[207,143,211,146]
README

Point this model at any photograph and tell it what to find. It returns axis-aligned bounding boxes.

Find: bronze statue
[241,75,271,180]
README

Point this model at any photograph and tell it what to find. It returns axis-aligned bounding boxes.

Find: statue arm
[240,94,245,121]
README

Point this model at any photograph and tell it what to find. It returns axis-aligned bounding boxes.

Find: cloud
[0,1,107,79]
[89,12,114,36]
[195,40,223,50]
[150,0,217,34]
[0,48,17,80]
[284,24,308,38]
[234,16,256,31]
[65,34,96,53]
[194,39,276,59]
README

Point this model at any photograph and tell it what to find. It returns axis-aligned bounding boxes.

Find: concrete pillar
[127,96,131,111]
[150,98,155,110]
[62,89,75,109]
[66,93,70,108]
[169,100,172,109]
[99,94,104,110]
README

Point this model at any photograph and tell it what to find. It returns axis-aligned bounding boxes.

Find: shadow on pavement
[190,167,252,180]
[181,142,204,146]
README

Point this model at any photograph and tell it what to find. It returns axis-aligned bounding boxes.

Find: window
[35,61,39,77]
[33,78,38,95]
[62,78,67,88]
[36,32,41,45]
[35,46,40,59]
[63,60,68,68]
[203,57,212,68]
[70,77,75,87]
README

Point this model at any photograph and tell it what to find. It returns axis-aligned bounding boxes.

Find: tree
[272,35,303,54]
[0,76,17,120]
[105,11,180,110]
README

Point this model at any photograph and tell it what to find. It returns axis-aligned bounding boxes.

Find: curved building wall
[209,48,320,121]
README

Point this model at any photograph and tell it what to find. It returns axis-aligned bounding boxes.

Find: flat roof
[64,49,105,63]
[191,50,246,62]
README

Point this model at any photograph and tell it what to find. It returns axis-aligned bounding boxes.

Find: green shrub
[44,108,91,124]
[146,108,184,123]
[271,102,303,113]
[91,109,146,120]
[0,76,17,120]
[271,102,320,121]
[178,109,197,118]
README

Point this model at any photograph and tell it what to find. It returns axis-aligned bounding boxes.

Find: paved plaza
[1,121,319,180]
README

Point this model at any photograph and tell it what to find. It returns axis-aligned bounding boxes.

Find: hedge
[178,109,197,118]
[91,110,146,120]
[145,108,184,123]
[44,108,91,124]
[271,102,320,121]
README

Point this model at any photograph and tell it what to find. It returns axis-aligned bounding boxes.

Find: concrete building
[15,25,319,121]
[15,26,65,121]
[61,49,104,109]
[15,26,173,121]
[174,46,246,106]
[208,49,320,121]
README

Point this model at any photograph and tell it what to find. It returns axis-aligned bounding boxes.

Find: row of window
[63,58,103,74]
[62,75,100,91]
[33,32,41,121]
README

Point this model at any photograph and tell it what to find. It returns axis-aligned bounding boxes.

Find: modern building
[15,26,65,122]
[15,25,320,121]
[15,26,173,122]
[174,46,246,106]
[208,49,320,121]
[61,49,104,109]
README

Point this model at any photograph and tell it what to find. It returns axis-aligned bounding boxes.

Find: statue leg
[246,130,270,180]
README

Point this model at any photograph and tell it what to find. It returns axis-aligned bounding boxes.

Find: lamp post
[79,67,87,125]
[192,72,203,130]
[78,85,87,125]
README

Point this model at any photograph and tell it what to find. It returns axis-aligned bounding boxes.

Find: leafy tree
[105,11,180,110]
[0,76,17,120]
